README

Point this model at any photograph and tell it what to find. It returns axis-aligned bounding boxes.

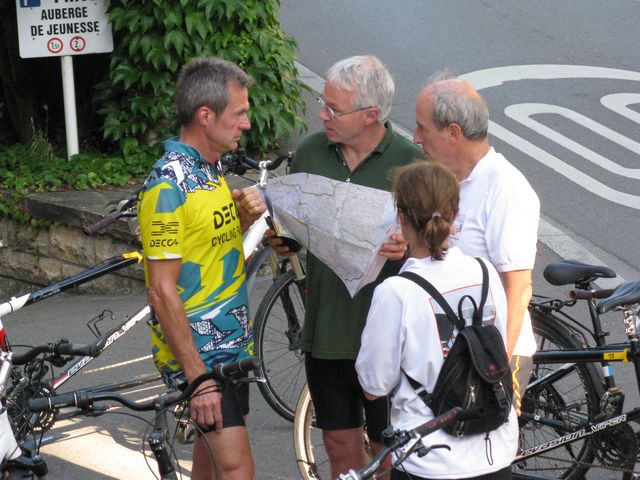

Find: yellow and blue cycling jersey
[137,138,252,387]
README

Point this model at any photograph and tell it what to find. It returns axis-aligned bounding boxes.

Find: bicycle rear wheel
[293,384,331,480]
[254,270,306,421]
[513,309,604,480]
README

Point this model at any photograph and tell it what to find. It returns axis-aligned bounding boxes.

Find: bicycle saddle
[596,281,640,314]
[543,260,616,286]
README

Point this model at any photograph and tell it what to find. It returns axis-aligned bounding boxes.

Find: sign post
[15,0,114,159]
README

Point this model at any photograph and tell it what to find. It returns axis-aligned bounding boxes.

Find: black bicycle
[515,259,640,479]
[28,357,261,480]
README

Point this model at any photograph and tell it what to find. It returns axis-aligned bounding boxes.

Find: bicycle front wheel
[513,309,604,480]
[293,384,331,480]
[254,270,306,422]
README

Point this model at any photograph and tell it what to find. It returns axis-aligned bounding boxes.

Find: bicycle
[0,253,164,443]
[27,357,260,480]
[513,259,640,479]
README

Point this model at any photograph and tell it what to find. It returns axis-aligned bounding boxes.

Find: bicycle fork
[148,399,178,480]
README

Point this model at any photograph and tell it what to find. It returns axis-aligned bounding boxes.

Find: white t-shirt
[356,249,518,479]
[450,147,540,356]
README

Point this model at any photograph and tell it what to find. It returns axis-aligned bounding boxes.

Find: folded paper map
[264,173,398,297]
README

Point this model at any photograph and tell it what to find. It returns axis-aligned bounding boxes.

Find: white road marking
[601,93,640,123]
[458,64,640,89]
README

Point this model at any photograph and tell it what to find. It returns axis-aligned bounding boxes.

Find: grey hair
[425,70,489,141]
[175,57,253,126]
[326,55,395,122]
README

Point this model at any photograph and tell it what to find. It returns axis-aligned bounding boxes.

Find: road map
[265,173,398,297]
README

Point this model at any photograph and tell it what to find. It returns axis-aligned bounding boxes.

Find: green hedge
[96,0,308,155]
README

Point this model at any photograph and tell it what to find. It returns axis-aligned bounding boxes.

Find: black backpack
[399,258,512,437]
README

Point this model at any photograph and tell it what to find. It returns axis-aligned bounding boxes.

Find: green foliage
[0,132,156,227]
[97,0,308,155]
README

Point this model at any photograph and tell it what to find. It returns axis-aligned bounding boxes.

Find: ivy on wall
[96,0,308,155]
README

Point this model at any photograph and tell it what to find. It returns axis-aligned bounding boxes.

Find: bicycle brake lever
[86,405,110,416]
[416,443,451,458]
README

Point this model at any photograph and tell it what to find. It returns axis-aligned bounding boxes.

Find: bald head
[418,75,489,141]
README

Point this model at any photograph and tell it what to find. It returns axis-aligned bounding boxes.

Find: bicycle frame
[0,251,143,352]
[48,305,152,391]
[516,345,640,465]
[530,293,621,391]
[515,317,640,478]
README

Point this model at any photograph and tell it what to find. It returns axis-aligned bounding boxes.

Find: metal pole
[60,55,79,160]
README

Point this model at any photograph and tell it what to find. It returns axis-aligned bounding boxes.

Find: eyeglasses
[316,95,374,118]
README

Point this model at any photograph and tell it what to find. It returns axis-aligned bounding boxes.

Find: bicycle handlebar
[569,288,615,301]
[83,212,126,235]
[221,148,293,175]
[337,407,484,480]
[83,192,139,235]
[28,357,260,413]
[11,337,106,366]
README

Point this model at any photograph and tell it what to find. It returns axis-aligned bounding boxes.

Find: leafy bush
[0,134,156,226]
[97,0,308,155]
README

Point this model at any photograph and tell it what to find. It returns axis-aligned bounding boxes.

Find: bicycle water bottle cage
[543,260,616,286]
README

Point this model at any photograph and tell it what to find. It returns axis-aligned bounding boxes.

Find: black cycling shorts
[305,354,390,442]
[179,377,249,433]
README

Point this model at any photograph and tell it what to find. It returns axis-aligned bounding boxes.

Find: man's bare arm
[500,269,533,359]
[146,259,223,428]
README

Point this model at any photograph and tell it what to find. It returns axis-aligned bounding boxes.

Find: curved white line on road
[460,65,640,89]
[601,93,640,124]
[490,120,640,210]
[505,103,640,177]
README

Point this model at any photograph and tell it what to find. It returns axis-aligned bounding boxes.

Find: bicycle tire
[513,308,604,480]
[254,269,306,422]
[293,384,372,479]
[293,384,330,480]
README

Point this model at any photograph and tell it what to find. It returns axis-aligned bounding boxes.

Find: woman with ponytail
[356,162,518,480]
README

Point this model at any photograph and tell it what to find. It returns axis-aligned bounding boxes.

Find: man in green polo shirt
[270,55,424,479]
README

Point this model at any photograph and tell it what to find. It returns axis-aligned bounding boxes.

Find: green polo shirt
[291,122,425,359]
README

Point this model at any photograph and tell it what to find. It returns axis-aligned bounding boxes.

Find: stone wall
[0,189,145,297]
[0,172,258,298]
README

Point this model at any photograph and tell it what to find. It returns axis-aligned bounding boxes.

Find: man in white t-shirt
[413,73,540,413]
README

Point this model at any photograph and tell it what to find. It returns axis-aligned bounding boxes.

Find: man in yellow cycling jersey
[137,57,265,480]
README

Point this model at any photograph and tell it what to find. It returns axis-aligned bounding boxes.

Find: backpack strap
[398,262,491,399]
[398,271,463,405]
[472,258,489,326]
[398,272,464,330]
